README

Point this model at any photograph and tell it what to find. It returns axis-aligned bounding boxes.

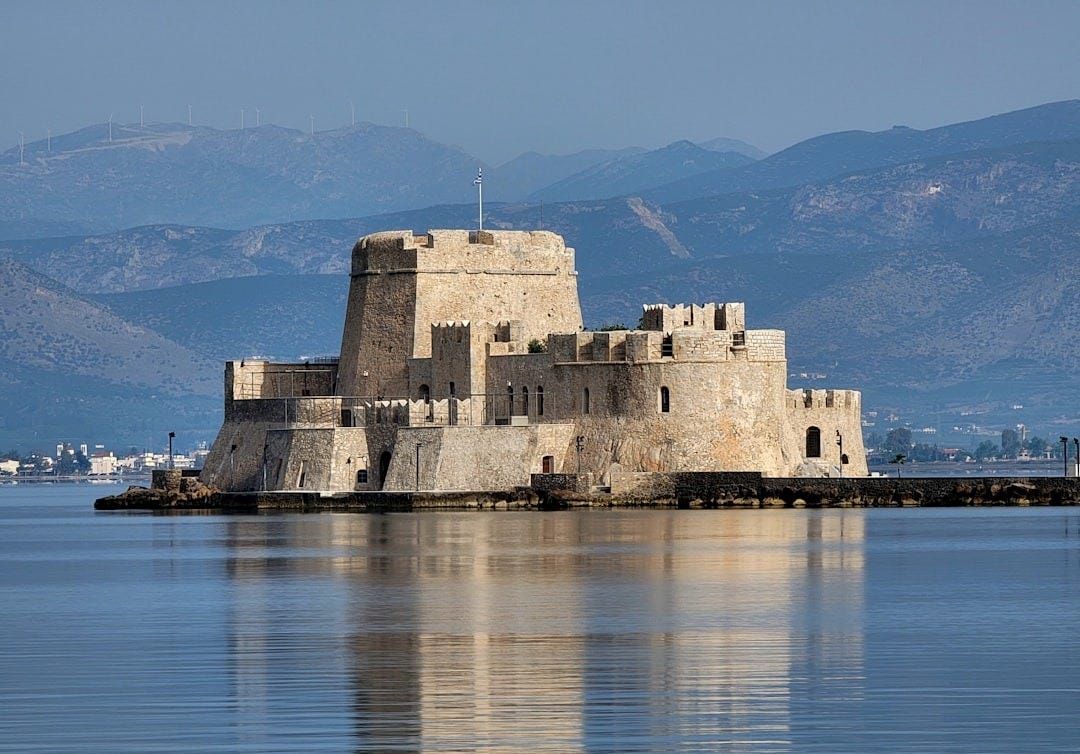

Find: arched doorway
[805,426,822,458]
[378,450,392,489]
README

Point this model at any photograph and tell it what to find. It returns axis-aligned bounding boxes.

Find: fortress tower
[336,230,583,398]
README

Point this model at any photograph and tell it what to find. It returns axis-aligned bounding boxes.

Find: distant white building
[89,452,117,476]
[0,459,19,475]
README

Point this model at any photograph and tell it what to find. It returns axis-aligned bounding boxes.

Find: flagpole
[474,167,484,231]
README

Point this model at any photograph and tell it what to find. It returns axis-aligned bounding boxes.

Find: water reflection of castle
[225,511,865,751]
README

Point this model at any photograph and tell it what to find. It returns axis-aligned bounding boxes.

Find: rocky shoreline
[94,472,1080,513]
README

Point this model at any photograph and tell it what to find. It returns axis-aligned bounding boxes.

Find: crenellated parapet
[547,323,784,364]
[352,229,578,277]
[640,302,746,333]
[789,388,861,412]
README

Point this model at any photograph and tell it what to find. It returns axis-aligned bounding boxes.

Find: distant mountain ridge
[0,121,483,235]
[489,147,646,201]
[646,99,1080,203]
[528,141,755,202]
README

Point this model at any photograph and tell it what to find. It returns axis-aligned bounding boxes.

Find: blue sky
[3,0,1079,163]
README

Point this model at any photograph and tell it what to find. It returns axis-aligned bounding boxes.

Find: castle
[200,229,866,494]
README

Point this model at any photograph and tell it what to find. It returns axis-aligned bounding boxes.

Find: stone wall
[381,423,578,492]
[227,360,337,400]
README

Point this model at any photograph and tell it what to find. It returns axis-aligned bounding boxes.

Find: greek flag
[474,168,482,185]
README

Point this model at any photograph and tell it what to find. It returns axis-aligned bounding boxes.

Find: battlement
[789,388,861,411]
[352,229,577,277]
[431,320,525,344]
[640,303,746,333]
[549,326,784,364]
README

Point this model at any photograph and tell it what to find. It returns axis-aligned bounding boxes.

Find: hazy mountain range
[3,99,1080,448]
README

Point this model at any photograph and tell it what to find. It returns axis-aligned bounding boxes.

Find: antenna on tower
[256,107,260,127]
[349,99,355,126]
[108,114,113,143]
[18,131,25,165]
[241,108,245,130]
[140,104,144,127]
[310,114,314,135]
[47,128,51,154]
[188,104,192,126]
[403,108,409,128]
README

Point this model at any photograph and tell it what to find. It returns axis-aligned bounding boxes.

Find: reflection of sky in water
[4,489,1078,753]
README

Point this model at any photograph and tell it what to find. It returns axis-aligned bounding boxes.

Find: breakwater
[93,471,1080,512]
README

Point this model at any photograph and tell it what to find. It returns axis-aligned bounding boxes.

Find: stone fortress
[200,229,867,495]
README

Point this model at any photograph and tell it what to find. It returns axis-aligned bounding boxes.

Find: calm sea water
[1,485,1078,753]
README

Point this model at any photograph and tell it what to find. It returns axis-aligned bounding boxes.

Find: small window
[418,384,430,401]
[806,427,821,458]
[536,386,544,416]
[522,386,529,416]
[340,408,352,427]
[659,386,670,413]
[583,387,590,414]
[542,455,555,473]
[297,461,307,488]
[356,469,368,484]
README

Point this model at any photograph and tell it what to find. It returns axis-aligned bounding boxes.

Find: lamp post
[1074,438,1079,479]
[836,429,843,479]
[168,431,175,470]
[1061,437,1069,477]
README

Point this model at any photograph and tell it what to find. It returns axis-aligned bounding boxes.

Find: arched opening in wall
[507,385,515,417]
[536,386,544,416]
[583,387,590,415]
[418,384,432,421]
[659,386,670,413]
[542,455,555,473]
[806,426,822,458]
[522,386,529,417]
[378,451,392,490]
